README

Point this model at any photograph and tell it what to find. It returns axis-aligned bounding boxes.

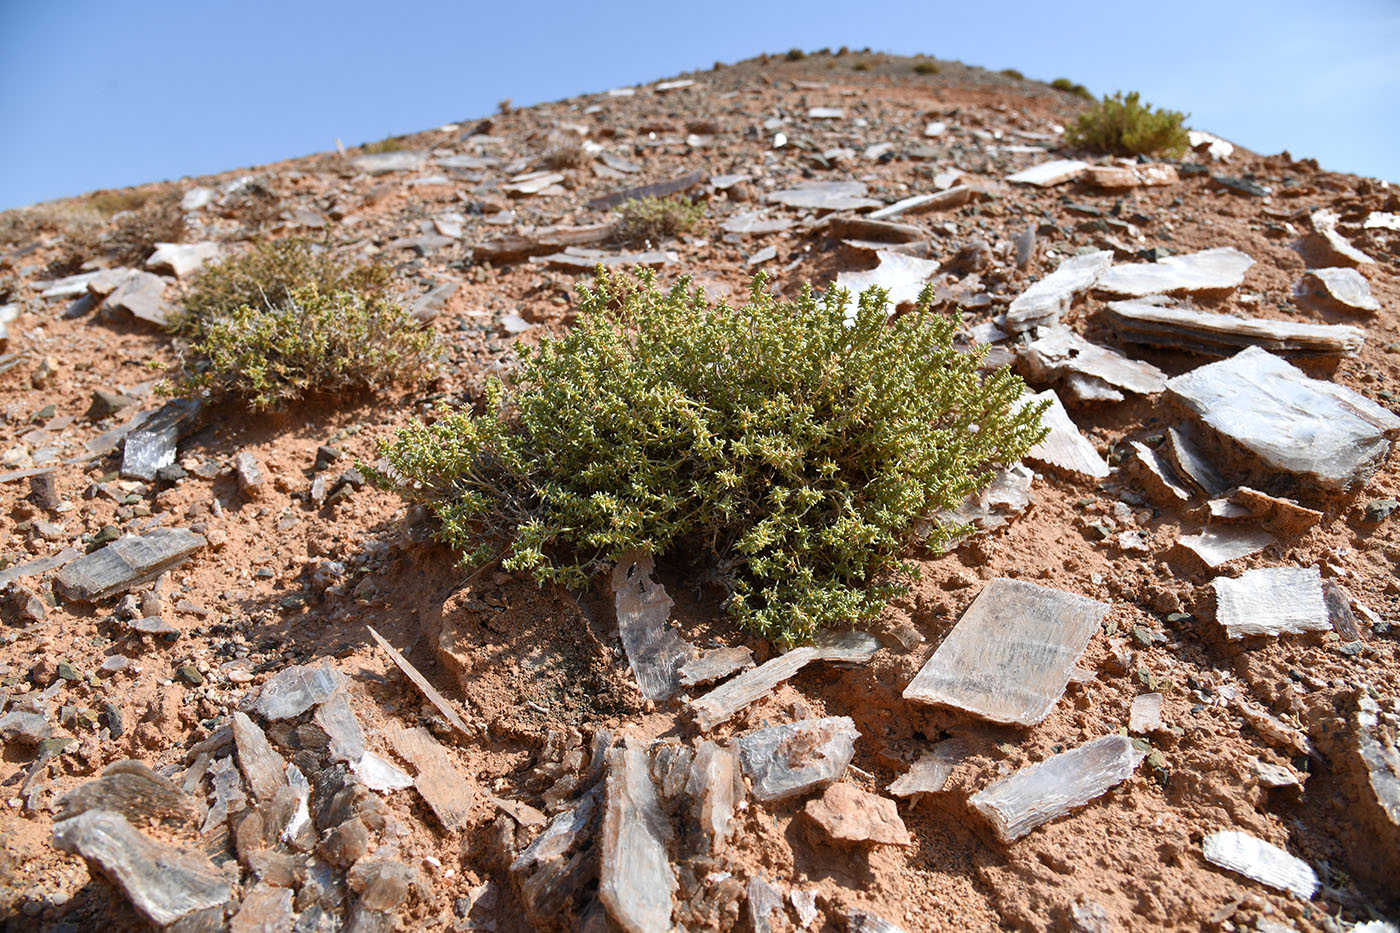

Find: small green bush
[363,135,405,154]
[1065,90,1190,157]
[177,238,392,339]
[372,271,1045,644]
[178,285,436,411]
[1050,77,1093,100]
[614,196,706,244]
[914,61,940,75]
[785,48,806,62]
[999,68,1025,80]
[851,60,872,72]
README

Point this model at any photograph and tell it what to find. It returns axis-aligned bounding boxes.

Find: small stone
[1202,830,1317,898]
[804,782,910,845]
[736,716,858,801]
[56,527,206,602]
[1096,247,1254,298]
[175,664,203,686]
[234,452,265,498]
[1364,499,1398,523]
[56,662,81,682]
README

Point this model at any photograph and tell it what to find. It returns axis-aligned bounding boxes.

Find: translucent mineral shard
[1095,247,1254,297]
[735,716,858,801]
[903,578,1108,726]
[55,528,206,602]
[1202,830,1317,898]
[598,738,676,932]
[611,550,693,701]
[969,735,1142,842]
[1004,251,1112,333]
[1166,346,1400,489]
[888,738,969,797]
[1014,390,1110,479]
[252,661,345,721]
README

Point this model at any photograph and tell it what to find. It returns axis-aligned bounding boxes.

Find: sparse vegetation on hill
[178,284,436,410]
[373,270,1045,644]
[614,195,705,245]
[1050,76,1094,100]
[176,237,393,339]
[1065,90,1190,157]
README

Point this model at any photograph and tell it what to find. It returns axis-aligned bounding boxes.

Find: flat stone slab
[904,578,1108,725]
[599,738,676,932]
[719,212,793,235]
[351,150,429,174]
[1177,525,1275,567]
[736,717,858,801]
[105,270,174,326]
[1166,346,1400,489]
[1015,390,1111,479]
[1095,247,1254,297]
[1202,831,1318,898]
[1084,164,1179,188]
[1212,567,1329,639]
[969,735,1142,842]
[1105,297,1364,358]
[1353,694,1400,870]
[251,662,346,720]
[53,810,231,929]
[767,181,881,211]
[835,250,940,309]
[145,242,221,279]
[1022,326,1167,400]
[1299,210,1374,267]
[1004,251,1112,333]
[1006,159,1088,187]
[1297,267,1381,314]
[55,528,206,602]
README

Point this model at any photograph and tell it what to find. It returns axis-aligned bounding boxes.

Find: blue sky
[2,0,1397,211]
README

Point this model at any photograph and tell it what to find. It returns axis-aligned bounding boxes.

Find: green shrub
[999,68,1024,80]
[851,60,871,71]
[178,285,436,411]
[914,61,940,75]
[1065,90,1190,157]
[614,196,706,244]
[363,135,405,154]
[1050,77,1093,100]
[785,48,806,62]
[371,271,1046,644]
[177,238,393,339]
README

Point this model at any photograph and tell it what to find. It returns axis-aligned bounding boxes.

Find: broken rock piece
[105,270,174,325]
[677,646,755,687]
[385,722,474,832]
[969,735,1142,842]
[252,661,345,721]
[1095,247,1254,298]
[599,738,676,933]
[1167,346,1400,490]
[1212,567,1329,640]
[889,738,968,797]
[121,398,201,481]
[145,241,221,279]
[804,782,910,846]
[1298,209,1375,268]
[1004,251,1112,333]
[904,578,1108,726]
[1104,297,1364,359]
[1022,326,1167,400]
[767,181,881,211]
[366,625,471,737]
[686,740,744,853]
[1177,526,1275,568]
[1296,267,1381,314]
[1352,694,1400,881]
[53,809,232,930]
[1015,390,1110,480]
[736,716,859,801]
[55,528,206,602]
[1202,830,1317,898]
[835,249,941,310]
[1006,159,1088,187]
[611,550,694,701]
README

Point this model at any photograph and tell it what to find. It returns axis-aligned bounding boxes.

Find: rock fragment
[1201,831,1317,898]
[1022,326,1166,400]
[969,735,1142,842]
[1297,209,1374,267]
[598,738,676,933]
[234,451,265,498]
[834,249,941,309]
[121,398,201,481]
[232,712,287,802]
[1129,694,1163,733]
[252,662,345,721]
[1296,267,1381,314]
[57,760,198,826]
[677,646,755,687]
[1004,251,1112,333]
[1351,694,1400,882]
[1006,159,1088,187]
[1084,164,1179,188]
[804,782,910,845]
[366,625,471,737]
[612,550,694,701]
[685,740,744,853]
[767,181,881,211]
[1167,346,1400,490]
[904,578,1108,725]
[352,150,429,174]
[889,738,968,797]
[1105,297,1364,358]
[53,809,231,930]
[55,528,206,602]
[104,270,175,325]
[230,885,294,933]
[1015,390,1110,479]
[1177,526,1275,568]
[736,716,858,801]
[1095,247,1254,297]
[145,242,221,279]
[385,722,474,832]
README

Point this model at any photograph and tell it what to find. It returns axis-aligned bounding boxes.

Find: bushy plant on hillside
[103,190,186,266]
[914,60,940,75]
[614,196,706,245]
[176,238,392,339]
[1051,77,1093,100]
[999,68,1025,80]
[177,284,436,411]
[372,270,1046,644]
[1064,91,1189,157]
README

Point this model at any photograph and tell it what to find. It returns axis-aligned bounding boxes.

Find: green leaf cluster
[1065,90,1189,157]
[178,284,436,411]
[373,270,1046,644]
